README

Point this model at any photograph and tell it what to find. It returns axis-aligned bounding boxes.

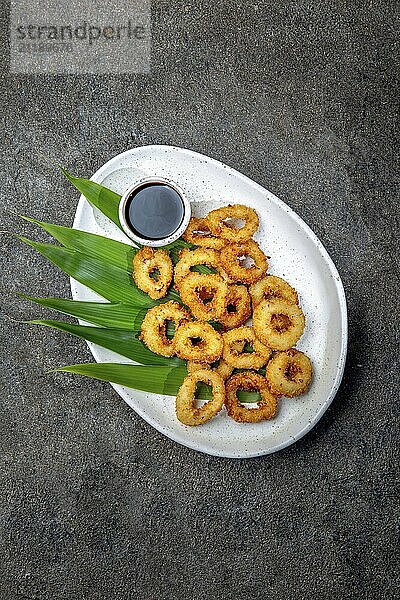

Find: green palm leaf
[20,216,136,269]
[18,236,156,305]
[30,319,184,366]
[18,295,143,329]
[53,363,188,396]
[60,167,122,228]
[18,222,180,303]
[53,362,260,402]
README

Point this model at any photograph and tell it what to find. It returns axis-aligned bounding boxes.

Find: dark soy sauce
[125,183,184,240]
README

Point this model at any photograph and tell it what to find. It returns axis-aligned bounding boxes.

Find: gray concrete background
[0,1,399,599]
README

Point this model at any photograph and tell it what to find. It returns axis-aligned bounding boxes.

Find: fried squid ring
[219,240,268,284]
[249,275,299,308]
[176,369,225,426]
[187,361,209,374]
[253,300,305,351]
[188,358,234,380]
[219,285,251,330]
[215,340,244,380]
[174,248,221,288]
[179,272,228,321]
[266,349,313,397]
[133,246,173,300]
[207,204,259,242]
[215,360,234,381]
[225,372,278,423]
[222,326,272,369]
[140,301,190,357]
[174,321,223,363]
[182,217,225,250]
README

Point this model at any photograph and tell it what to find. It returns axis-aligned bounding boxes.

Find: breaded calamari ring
[187,361,209,374]
[179,272,228,321]
[176,369,225,426]
[225,371,278,423]
[249,275,299,308]
[266,349,313,397]
[182,217,225,250]
[133,246,173,300]
[207,204,259,242]
[215,360,234,381]
[215,340,244,380]
[174,247,222,288]
[174,321,223,363]
[222,326,272,369]
[140,301,191,357]
[253,299,305,351]
[219,240,268,284]
[219,285,252,330]
[188,358,234,379]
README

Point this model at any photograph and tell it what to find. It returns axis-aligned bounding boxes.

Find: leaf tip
[59,165,75,181]
[46,366,67,374]
[17,214,36,224]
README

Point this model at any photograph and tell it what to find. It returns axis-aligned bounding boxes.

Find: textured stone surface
[0,1,398,598]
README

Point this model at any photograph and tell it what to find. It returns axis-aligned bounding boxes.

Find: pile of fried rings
[133,204,313,427]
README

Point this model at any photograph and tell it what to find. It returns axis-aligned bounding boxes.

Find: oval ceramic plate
[71,145,347,458]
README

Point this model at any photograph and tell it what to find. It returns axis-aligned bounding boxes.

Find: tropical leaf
[60,168,122,228]
[20,216,189,294]
[163,238,193,252]
[53,363,188,396]
[17,223,180,303]
[53,362,260,402]
[19,216,136,270]
[30,319,184,366]
[18,295,143,329]
[17,236,157,305]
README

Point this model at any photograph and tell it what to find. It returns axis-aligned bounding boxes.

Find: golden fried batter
[215,360,234,381]
[219,240,268,284]
[225,371,279,423]
[266,349,312,397]
[174,321,223,363]
[133,246,173,300]
[222,326,272,369]
[208,204,259,242]
[249,275,299,308]
[187,361,209,374]
[136,199,314,428]
[219,285,251,330]
[182,217,226,250]
[174,247,222,288]
[253,299,305,350]
[176,369,225,426]
[140,301,191,357]
[179,272,228,321]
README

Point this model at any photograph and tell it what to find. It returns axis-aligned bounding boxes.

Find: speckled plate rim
[71,145,348,458]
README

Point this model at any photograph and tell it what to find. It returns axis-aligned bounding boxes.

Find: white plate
[71,145,347,458]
